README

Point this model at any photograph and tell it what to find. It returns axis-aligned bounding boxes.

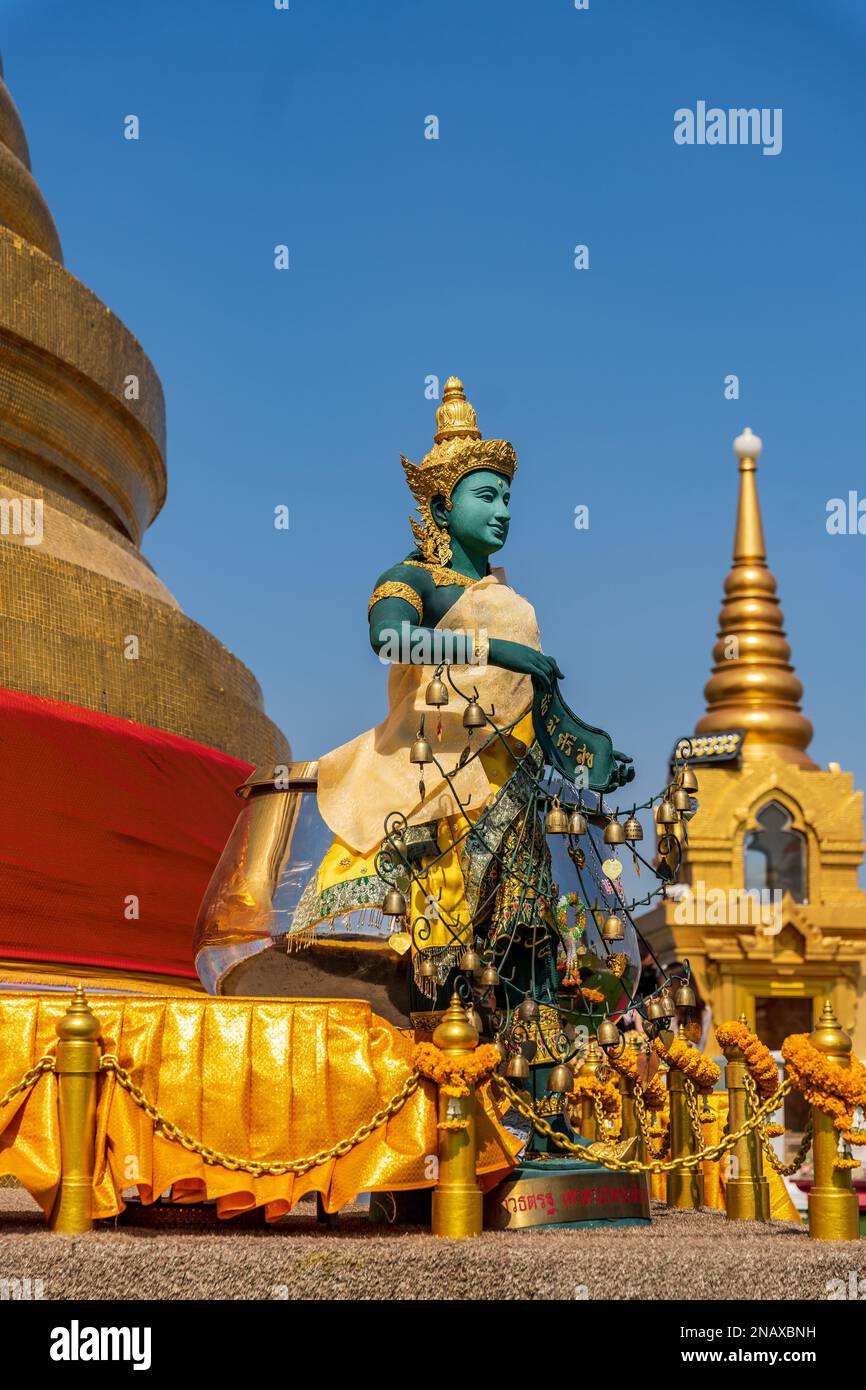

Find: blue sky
[4,0,866,816]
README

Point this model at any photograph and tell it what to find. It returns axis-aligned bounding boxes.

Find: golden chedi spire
[695,427,816,767]
[0,55,287,765]
[0,53,62,261]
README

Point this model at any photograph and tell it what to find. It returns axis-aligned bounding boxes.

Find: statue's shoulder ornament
[367,559,430,624]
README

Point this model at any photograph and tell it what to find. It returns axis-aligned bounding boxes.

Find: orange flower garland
[781,1033,866,1146]
[715,1020,780,1101]
[605,1046,668,1110]
[412,1040,504,1131]
[569,1073,621,1117]
[412,1042,502,1097]
[578,987,605,1005]
[652,1033,721,1090]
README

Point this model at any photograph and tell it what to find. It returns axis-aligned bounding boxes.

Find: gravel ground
[0,1186,862,1301]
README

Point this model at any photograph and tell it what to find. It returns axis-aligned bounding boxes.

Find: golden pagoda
[640,427,866,1056]
[0,54,287,765]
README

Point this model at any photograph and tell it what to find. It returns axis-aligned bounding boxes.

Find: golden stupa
[0,55,287,763]
[641,427,866,1056]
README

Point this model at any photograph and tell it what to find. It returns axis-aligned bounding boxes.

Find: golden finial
[738,1011,749,1027]
[695,428,815,766]
[434,377,482,444]
[810,998,851,1057]
[433,990,479,1052]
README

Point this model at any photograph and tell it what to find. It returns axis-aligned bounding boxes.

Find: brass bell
[568,809,587,836]
[646,996,666,1020]
[425,675,449,707]
[674,981,696,1008]
[547,1063,574,1094]
[466,1007,484,1033]
[597,1018,620,1048]
[463,699,486,729]
[604,818,626,844]
[410,733,432,765]
[623,816,643,842]
[656,797,677,825]
[480,963,500,987]
[545,797,569,834]
[493,1037,509,1065]
[506,1053,530,1081]
[680,764,699,793]
[657,988,676,1015]
[672,786,692,812]
[518,994,538,1022]
[418,957,436,979]
[460,947,481,972]
[382,887,407,917]
[602,913,624,942]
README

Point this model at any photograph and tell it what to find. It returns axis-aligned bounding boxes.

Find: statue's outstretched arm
[368,597,563,691]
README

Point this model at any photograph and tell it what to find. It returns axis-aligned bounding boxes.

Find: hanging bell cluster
[601,913,625,942]
[518,993,538,1022]
[657,987,676,1015]
[382,887,407,918]
[547,1062,574,1094]
[425,668,449,708]
[546,796,569,834]
[604,818,625,844]
[674,979,696,1007]
[679,763,699,793]
[506,1052,530,1080]
[462,697,486,729]
[410,715,432,799]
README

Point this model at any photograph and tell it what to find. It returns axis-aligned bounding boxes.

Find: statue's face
[434,469,511,557]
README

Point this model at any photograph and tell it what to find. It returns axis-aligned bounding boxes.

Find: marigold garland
[652,1034,721,1090]
[578,987,605,1005]
[568,1073,621,1117]
[781,1032,866,1147]
[411,1040,503,1131]
[605,1046,667,1110]
[715,1020,780,1101]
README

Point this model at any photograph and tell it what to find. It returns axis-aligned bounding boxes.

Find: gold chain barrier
[4,988,860,1241]
[491,1071,792,1173]
[100,1055,421,1177]
[0,1056,55,1111]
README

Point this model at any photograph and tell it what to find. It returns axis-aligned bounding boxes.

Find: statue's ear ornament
[402,377,517,563]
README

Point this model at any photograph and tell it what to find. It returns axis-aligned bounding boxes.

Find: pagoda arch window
[744,801,807,902]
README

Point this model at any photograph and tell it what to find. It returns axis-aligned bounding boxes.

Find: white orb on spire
[733,426,762,460]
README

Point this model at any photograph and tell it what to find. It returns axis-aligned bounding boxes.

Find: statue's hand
[488,639,564,692]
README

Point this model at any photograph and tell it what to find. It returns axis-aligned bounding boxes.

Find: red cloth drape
[0,687,251,979]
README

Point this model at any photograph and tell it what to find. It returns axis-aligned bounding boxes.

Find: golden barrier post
[618,1041,645,1165]
[431,993,483,1239]
[49,985,101,1234]
[807,1000,859,1242]
[666,1031,704,1210]
[577,1038,603,1142]
[722,1014,770,1221]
